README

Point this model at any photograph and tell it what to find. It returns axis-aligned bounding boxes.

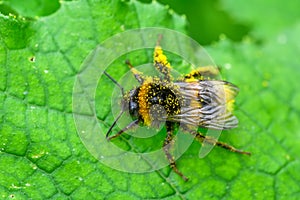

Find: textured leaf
[1,0,60,17]
[1,0,300,199]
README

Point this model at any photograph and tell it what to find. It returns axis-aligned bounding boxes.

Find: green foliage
[1,0,300,199]
[155,0,250,45]
[1,0,60,17]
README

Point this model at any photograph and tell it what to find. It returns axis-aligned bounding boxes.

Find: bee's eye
[129,101,139,118]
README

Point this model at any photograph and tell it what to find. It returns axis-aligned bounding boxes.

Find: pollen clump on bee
[138,81,152,126]
[154,46,171,69]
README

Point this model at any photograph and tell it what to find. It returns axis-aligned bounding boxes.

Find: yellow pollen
[154,46,171,68]
[138,79,152,126]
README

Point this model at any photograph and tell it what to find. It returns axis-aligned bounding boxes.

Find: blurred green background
[141,0,250,45]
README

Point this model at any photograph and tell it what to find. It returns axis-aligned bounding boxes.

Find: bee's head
[123,88,140,120]
[103,71,141,139]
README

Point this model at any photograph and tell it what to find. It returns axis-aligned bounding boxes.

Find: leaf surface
[0,0,300,199]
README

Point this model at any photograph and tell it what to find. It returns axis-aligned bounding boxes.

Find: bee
[104,36,251,181]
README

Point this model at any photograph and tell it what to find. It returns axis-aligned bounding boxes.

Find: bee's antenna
[103,71,124,95]
[105,110,124,139]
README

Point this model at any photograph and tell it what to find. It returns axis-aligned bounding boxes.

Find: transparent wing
[170,80,239,130]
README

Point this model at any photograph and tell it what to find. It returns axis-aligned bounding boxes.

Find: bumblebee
[104,36,250,181]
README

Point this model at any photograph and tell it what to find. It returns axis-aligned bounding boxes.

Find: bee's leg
[163,122,189,181]
[183,126,251,155]
[153,36,172,82]
[125,60,144,84]
[194,133,251,155]
[106,119,139,141]
[215,139,251,155]
[184,66,220,80]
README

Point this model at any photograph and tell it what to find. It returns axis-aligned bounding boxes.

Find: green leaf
[1,0,300,199]
[1,0,60,17]
[222,0,300,39]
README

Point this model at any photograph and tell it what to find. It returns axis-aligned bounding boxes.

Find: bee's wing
[171,80,239,130]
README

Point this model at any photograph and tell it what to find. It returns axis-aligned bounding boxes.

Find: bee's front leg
[106,119,139,141]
